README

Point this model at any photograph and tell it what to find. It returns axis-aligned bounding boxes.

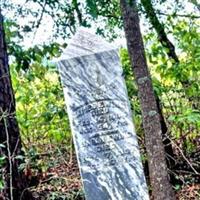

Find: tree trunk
[0,12,33,200]
[119,1,175,199]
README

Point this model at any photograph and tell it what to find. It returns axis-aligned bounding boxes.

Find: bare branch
[156,11,200,19]
[169,137,199,175]
[72,0,83,25]
[32,0,47,42]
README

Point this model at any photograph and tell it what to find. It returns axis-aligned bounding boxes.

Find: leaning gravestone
[57,29,149,200]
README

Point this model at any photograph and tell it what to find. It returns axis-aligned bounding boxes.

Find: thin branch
[169,137,199,175]
[95,9,122,20]
[1,109,13,200]
[32,0,47,42]
[72,0,83,25]
[11,138,19,159]
[156,11,200,19]
[35,1,47,29]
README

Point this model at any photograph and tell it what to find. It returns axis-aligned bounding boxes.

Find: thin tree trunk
[155,94,175,168]
[140,0,198,109]
[0,12,33,200]
[140,0,179,63]
[119,1,175,199]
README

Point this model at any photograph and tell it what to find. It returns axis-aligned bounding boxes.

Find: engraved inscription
[73,99,135,170]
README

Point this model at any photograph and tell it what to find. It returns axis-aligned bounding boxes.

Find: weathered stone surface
[57,29,149,200]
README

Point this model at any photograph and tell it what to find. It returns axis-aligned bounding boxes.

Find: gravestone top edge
[59,28,117,60]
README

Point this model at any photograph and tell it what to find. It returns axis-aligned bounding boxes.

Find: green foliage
[11,62,71,151]
[145,17,200,154]
[3,0,200,197]
[85,0,122,39]
[4,19,64,71]
[47,189,84,200]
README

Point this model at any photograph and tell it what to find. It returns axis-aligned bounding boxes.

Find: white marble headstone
[57,29,149,200]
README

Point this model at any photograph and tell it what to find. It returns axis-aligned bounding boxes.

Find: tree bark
[0,12,33,200]
[119,1,175,199]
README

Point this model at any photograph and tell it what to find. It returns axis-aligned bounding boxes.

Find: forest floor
[26,146,200,200]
